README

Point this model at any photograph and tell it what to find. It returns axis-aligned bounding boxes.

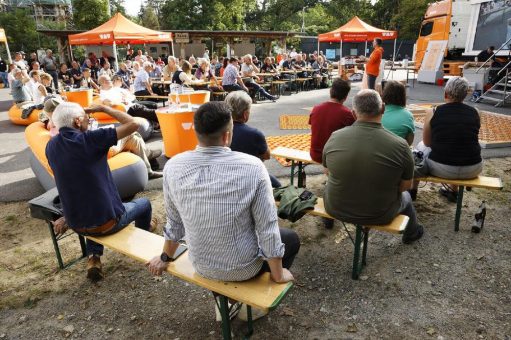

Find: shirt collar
[354,120,382,128]
[196,145,231,154]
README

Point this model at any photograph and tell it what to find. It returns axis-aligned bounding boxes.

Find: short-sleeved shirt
[323,121,414,225]
[381,104,415,141]
[70,67,82,81]
[46,127,125,229]
[309,101,356,163]
[222,64,239,86]
[41,56,57,72]
[230,122,268,158]
[58,70,73,86]
[240,63,256,77]
[282,60,294,70]
[134,69,149,92]
[10,79,32,102]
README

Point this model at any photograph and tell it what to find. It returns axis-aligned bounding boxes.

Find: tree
[110,0,127,16]
[140,5,160,30]
[0,9,59,53]
[391,0,429,40]
[72,0,110,30]
[371,0,399,30]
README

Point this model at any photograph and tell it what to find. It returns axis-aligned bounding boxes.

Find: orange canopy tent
[318,16,397,59]
[68,13,172,69]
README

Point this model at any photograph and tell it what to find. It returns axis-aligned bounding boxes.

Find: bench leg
[352,225,365,280]
[454,186,465,232]
[289,161,296,186]
[216,295,232,340]
[46,221,88,270]
[47,221,65,270]
[244,305,254,339]
[362,228,369,266]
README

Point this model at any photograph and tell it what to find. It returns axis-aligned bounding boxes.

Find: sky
[124,0,143,16]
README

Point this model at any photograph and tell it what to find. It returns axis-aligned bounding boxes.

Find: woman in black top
[412,77,482,202]
[58,63,73,89]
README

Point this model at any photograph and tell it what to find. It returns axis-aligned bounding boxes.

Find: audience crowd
[3,45,482,323]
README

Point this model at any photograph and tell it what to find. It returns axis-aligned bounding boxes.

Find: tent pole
[393,38,397,62]
[112,40,119,72]
[340,40,343,59]
[364,40,367,57]
[5,40,12,64]
[317,39,319,55]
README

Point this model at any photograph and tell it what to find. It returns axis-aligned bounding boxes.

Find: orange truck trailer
[415,0,511,73]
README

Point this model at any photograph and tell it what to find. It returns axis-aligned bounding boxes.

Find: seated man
[240,54,277,103]
[46,102,157,282]
[225,91,281,188]
[221,57,250,93]
[42,97,163,179]
[10,68,33,109]
[309,78,356,164]
[323,90,423,244]
[147,102,299,317]
[98,75,159,126]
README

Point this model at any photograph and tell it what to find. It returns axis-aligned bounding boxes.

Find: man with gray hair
[226,91,281,187]
[323,89,423,244]
[162,56,178,81]
[46,102,157,282]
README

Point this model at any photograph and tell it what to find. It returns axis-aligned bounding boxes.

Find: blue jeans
[0,72,9,88]
[76,198,153,256]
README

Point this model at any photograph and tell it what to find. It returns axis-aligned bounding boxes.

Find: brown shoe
[86,256,104,282]
[149,217,158,233]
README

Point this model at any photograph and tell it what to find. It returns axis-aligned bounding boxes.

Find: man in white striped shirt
[147,102,299,284]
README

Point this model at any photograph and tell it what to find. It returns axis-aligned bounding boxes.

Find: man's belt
[73,218,118,235]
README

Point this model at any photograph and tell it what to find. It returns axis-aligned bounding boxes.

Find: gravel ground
[1,158,510,339]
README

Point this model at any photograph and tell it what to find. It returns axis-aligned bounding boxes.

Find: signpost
[174,33,190,44]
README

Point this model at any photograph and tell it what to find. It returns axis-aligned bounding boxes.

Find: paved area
[1,71,510,202]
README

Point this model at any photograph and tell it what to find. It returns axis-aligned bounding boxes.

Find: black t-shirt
[429,102,481,166]
[282,60,294,70]
[58,70,73,85]
[477,50,495,62]
[0,60,6,72]
[70,67,82,80]
[230,122,268,158]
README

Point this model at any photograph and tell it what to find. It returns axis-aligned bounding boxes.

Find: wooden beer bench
[270,146,318,187]
[415,176,503,231]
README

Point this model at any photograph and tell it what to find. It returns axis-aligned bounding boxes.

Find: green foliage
[72,0,110,30]
[391,0,430,40]
[0,9,59,53]
[110,0,127,16]
[140,5,160,30]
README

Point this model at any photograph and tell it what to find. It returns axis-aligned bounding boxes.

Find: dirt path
[1,158,511,339]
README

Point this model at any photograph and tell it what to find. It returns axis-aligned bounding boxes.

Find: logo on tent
[181,122,194,130]
[99,34,111,40]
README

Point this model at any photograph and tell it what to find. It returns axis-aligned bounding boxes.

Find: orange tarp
[69,13,172,45]
[318,16,397,43]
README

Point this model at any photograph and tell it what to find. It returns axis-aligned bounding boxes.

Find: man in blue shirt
[225,91,281,187]
[46,102,156,282]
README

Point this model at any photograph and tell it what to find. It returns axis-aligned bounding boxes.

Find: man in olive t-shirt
[322,89,423,244]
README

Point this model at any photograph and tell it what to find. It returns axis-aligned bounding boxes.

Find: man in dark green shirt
[323,89,423,243]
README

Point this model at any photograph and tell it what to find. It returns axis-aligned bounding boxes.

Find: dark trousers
[270,174,281,188]
[399,192,422,242]
[128,103,158,123]
[47,70,59,90]
[367,74,377,90]
[244,80,273,100]
[260,228,300,272]
[223,84,246,93]
[75,198,152,256]
[136,100,158,109]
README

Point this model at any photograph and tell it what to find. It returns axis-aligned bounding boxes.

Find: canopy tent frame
[0,28,12,64]
[68,13,172,71]
[318,16,397,62]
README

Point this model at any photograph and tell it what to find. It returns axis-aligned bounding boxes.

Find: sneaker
[215,299,242,321]
[237,304,268,321]
[86,256,104,282]
[323,217,334,229]
[439,187,458,203]
[148,171,163,180]
[402,224,424,244]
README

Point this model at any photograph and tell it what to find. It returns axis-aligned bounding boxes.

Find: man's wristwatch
[160,252,173,263]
